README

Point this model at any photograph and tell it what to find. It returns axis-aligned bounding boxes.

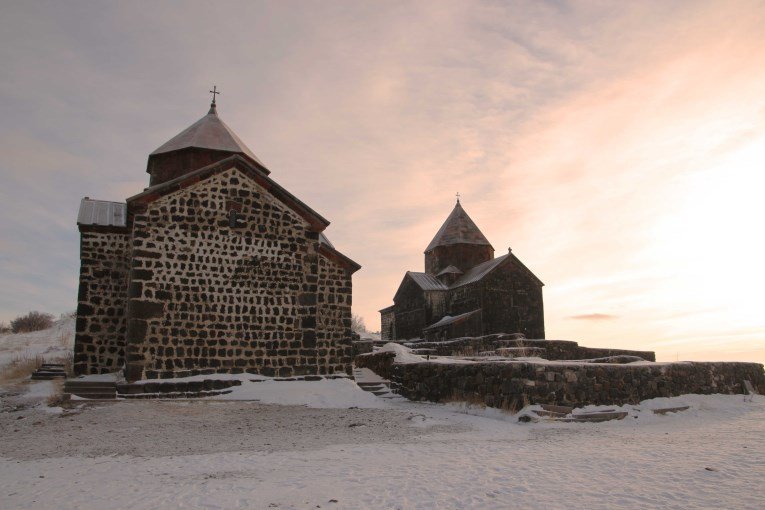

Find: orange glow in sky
[0,1,763,364]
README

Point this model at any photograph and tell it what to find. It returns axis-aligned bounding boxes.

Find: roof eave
[146,148,271,176]
[128,154,330,231]
[318,243,361,274]
[424,240,495,254]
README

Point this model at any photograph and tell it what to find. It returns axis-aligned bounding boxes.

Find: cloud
[0,1,764,364]
[569,314,618,321]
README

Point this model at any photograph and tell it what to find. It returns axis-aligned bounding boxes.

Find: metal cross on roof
[456,192,461,204]
[209,85,220,106]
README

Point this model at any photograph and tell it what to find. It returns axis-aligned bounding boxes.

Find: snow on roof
[378,343,475,365]
[436,265,463,276]
[150,104,263,166]
[423,309,480,330]
[77,198,127,227]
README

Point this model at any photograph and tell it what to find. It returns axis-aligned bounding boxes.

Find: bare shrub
[60,350,74,377]
[511,338,530,357]
[0,322,10,334]
[11,311,54,333]
[445,389,487,409]
[0,353,44,383]
[351,314,367,334]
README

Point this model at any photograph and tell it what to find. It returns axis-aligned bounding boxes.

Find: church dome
[150,103,262,165]
[146,100,268,186]
[425,201,493,252]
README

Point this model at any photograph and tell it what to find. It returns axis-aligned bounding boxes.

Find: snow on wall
[356,346,764,409]
[392,359,765,409]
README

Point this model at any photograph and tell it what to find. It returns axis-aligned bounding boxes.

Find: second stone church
[380,200,544,341]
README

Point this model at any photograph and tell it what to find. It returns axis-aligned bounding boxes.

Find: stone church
[380,200,544,341]
[74,96,360,381]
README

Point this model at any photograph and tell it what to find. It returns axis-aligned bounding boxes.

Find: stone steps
[116,379,242,399]
[30,364,67,380]
[526,405,628,423]
[353,367,404,400]
[64,380,117,400]
[560,411,628,423]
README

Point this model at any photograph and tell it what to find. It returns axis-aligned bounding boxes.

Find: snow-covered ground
[1,322,764,508]
[2,374,764,509]
[0,317,74,370]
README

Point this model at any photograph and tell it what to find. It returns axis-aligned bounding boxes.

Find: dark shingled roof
[151,104,264,167]
[425,201,493,252]
[406,271,448,291]
[450,254,509,288]
[450,252,544,288]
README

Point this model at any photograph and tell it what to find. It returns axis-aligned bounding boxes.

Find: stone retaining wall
[391,360,765,409]
[354,351,396,380]
[403,335,656,362]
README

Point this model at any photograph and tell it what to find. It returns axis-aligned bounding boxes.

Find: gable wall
[380,309,395,341]
[392,278,427,340]
[480,260,545,338]
[424,290,449,326]
[124,167,340,380]
[74,229,131,375]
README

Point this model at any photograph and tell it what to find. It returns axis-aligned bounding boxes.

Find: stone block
[131,269,154,281]
[130,300,164,319]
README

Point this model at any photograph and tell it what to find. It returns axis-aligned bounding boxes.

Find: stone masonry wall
[402,335,656,361]
[74,229,131,375]
[481,258,544,339]
[355,350,396,380]
[316,251,354,376]
[392,278,427,340]
[380,309,395,341]
[124,168,350,380]
[391,360,765,409]
[425,244,494,275]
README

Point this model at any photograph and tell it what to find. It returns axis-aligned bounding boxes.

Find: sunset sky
[1,0,763,364]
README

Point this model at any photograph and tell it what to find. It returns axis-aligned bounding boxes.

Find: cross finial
[456,192,461,204]
[209,85,220,106]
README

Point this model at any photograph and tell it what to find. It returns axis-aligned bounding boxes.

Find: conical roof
[425,201,492,252]
[150,103,264,167]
